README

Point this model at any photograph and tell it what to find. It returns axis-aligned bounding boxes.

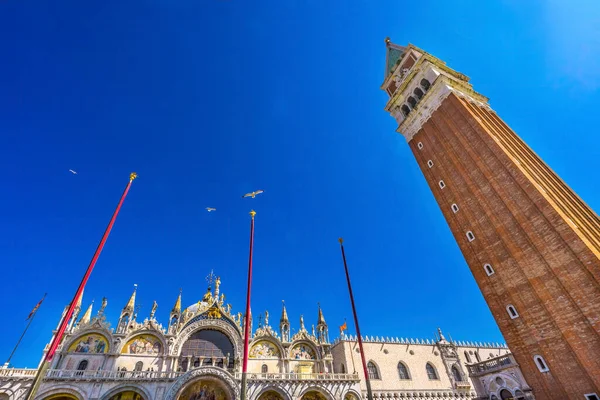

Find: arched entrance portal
[180,330,234,371]
[499,390,514,400]
[301,392,328,400]
[178,379,230,400]
[257,391,285,400]
[108,392,144,400]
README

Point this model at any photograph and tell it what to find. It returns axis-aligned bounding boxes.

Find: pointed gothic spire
[123,284,137,313]
[172,289,182,314]
[280,300,289,324]
[317,303,326,326]
[80,301,94,324]
[75,289,84,310]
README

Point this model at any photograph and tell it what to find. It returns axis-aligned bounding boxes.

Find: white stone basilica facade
[1,278,533,400]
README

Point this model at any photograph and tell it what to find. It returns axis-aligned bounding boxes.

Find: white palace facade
[1,278,533,400]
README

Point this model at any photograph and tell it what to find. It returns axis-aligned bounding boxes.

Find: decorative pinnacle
[338,237,343,244]
[250,210,256,219]
[385,37,391,45]
[130,172,138,181]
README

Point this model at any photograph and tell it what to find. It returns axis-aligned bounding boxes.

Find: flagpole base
[240,372,248,400]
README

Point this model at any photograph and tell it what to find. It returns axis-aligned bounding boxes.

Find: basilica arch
[253,386,292,400]
[298,387,334,400]
[172,318,242,359]
[164,366,240,400]
[100,384,151,400]
[35,385,86,400]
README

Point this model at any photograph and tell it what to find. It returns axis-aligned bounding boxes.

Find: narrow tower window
[407,96,418,108]
[401,104,411,117]
[261,364,268,373]
[451,204,459,213]
[414,87,424,99]
[417,142,424,150]
[420,78,431,91]
[533,355,549,372]
[585,394,599,400]
[466,231,475,241]
[427,160,434,168]
[439,180,446,189]
[506,305,519,319]
[484,264,494,276]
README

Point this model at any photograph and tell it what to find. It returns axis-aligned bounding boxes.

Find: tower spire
[280,300,290,342]
[80,301,94,325]
[123,284,137,313]
[172,289,182,314]
[316,303,329,343]
[116,284,137,333]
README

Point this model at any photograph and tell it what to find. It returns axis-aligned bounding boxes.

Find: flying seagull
[69,169,78,175]
[206,207,216,212]
[242,190,264,199]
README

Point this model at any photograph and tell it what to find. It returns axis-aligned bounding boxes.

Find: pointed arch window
[464,351,471,363]
[426,363,438,380]
[367,361,380,380]
[397,362,410,380]
[474,352,481,362]
[452,365,463,381]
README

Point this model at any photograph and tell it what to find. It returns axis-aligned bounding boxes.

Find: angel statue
[265,310,269,326]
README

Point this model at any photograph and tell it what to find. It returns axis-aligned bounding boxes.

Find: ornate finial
[130,172,138,181]
[98,297,108,316]
[338,237,343,244]
[250,210,256,219]
[206,270,216,286]
[150,300,158,319]
[437,327,447,342]
[123,284,137,313]
[385,37,391,45]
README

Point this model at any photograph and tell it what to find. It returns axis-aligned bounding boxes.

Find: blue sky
[1,0,599,368]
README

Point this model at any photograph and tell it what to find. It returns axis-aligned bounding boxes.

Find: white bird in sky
[242,190,264,199]
[206,207,216,212]
[69,169,78,175]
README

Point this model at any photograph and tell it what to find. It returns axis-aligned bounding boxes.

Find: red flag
[27,294,46,321]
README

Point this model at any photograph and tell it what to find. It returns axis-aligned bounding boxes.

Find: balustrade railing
[45,370,184,380]
[235,372,359,382]
[0,368,359,383]
[467,354,515,376]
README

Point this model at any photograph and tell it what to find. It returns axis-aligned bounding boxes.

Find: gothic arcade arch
[298,388,333,400]
[254,387,292,400]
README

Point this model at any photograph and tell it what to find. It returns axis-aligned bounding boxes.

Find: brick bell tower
[381,38,600,399]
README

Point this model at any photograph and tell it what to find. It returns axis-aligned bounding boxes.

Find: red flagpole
[339,238,373,400]
[24,173,137,400]
[240,210,256,400]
